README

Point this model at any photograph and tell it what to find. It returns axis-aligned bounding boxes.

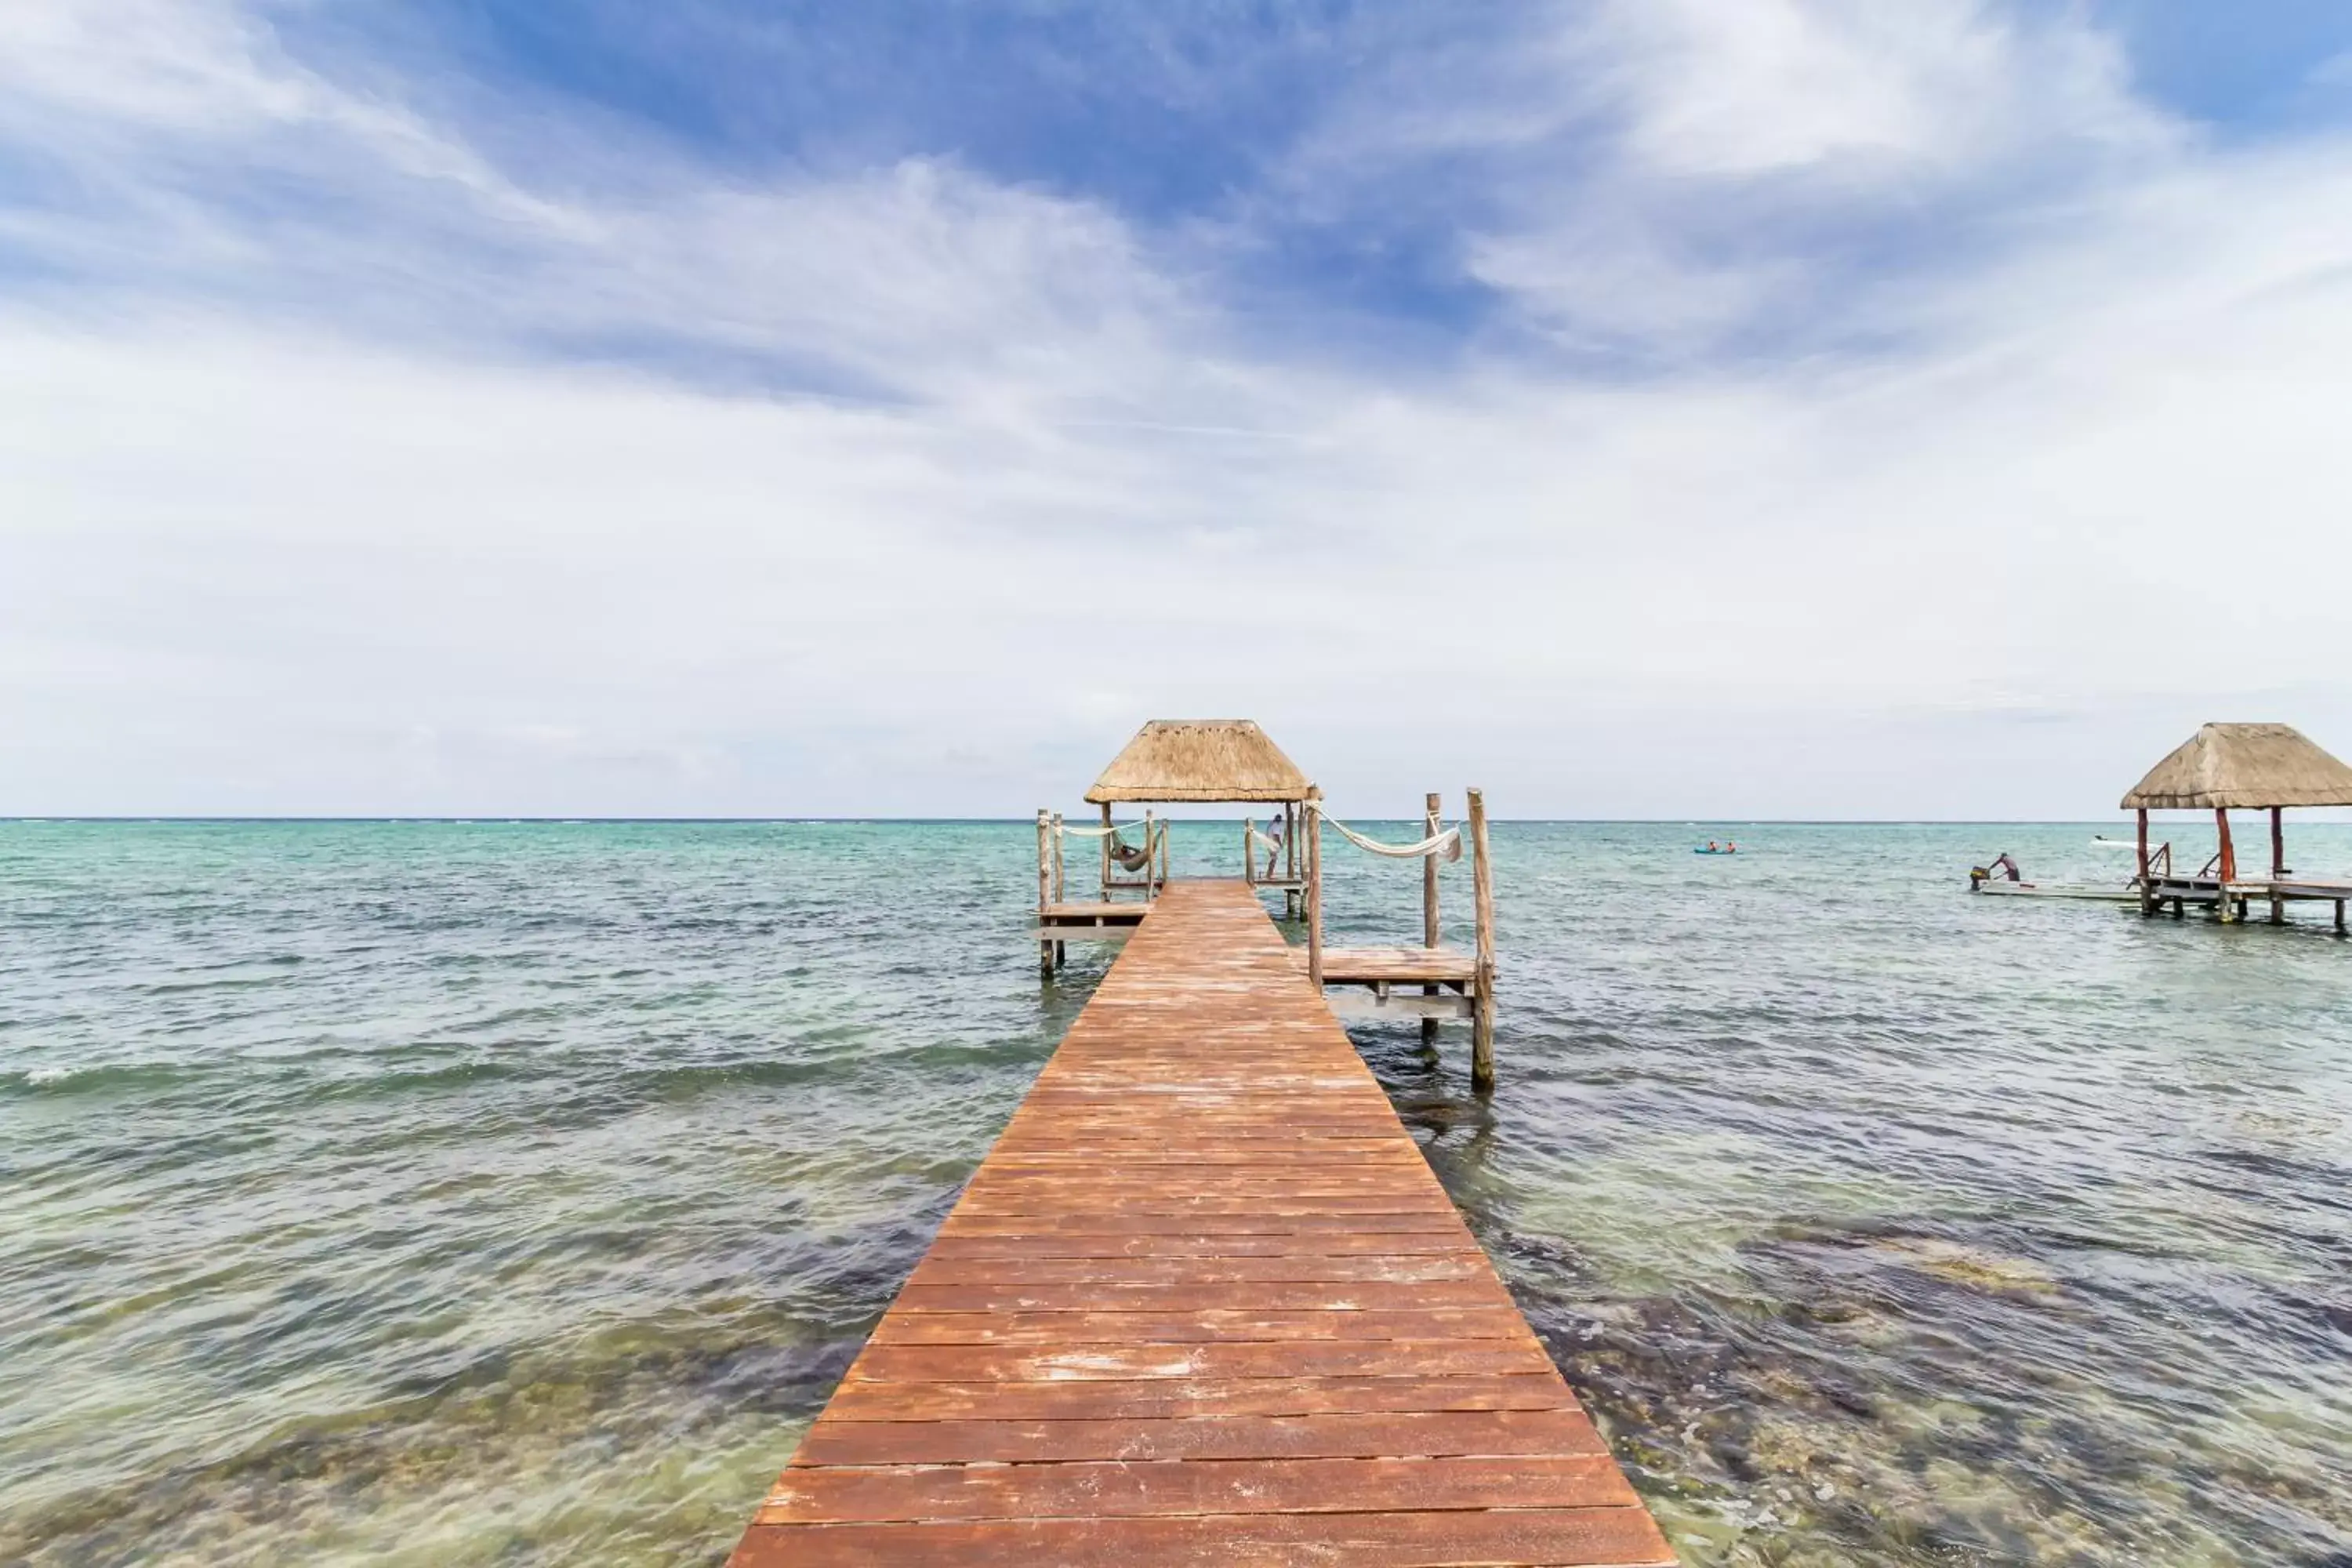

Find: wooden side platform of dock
[728,880,1672,1566]
[2143,873,2352,931]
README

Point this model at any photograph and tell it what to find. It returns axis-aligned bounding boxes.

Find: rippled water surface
[4,820,2349,1566]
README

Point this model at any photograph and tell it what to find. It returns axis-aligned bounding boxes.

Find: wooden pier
[728,881,1671,1567]
[1038,720,1501,1091]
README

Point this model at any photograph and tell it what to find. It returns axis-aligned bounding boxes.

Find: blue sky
[6,2,2352,816]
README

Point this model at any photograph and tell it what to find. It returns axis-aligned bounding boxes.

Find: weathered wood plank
[920,1231,1479,1259]
[757,1454,1641,1523]
[731,1506,1677,1568]
[843,1339,1560,1384]
[819,1372,1582,1422]
[905,1254,1491,1286]
[790,1409,1608,1465]
[890,1279,1516,1313]
[866,1306,1540,1345]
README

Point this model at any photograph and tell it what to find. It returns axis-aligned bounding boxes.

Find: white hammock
[1054,818,1146,840]
[1312,808,1463,862]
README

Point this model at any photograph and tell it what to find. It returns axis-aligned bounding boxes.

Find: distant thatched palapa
[2121,722,2352,811]
[2120,721,2352,931]
[1083,719,1314,804]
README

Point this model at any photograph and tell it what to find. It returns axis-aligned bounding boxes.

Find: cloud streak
[4,0,2351,817]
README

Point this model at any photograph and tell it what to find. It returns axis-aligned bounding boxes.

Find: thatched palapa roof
[2121,722,2352,810]
[1084,720,1312,804]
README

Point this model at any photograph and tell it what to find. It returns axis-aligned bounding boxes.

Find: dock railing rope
[1055,817,1145,840]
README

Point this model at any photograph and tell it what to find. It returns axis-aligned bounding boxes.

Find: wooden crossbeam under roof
[1084,719,1313,804]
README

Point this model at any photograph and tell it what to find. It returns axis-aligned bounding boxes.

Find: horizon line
[0,815,2173,827]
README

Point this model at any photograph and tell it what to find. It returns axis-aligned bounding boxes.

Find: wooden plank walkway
[728,881,1674,1567]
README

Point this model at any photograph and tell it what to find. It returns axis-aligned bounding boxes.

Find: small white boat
[1969,879,2141,903]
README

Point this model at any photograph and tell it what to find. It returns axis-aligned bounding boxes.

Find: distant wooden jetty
[2122,723,2352,932]
[1034,720,1497,1090]
[728,882,1671,1566]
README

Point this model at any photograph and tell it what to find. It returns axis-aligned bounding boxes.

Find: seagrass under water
[2,819,2348,1566]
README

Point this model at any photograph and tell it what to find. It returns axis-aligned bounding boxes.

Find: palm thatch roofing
[1084,720,1313,804]
[2121,723,2352,810]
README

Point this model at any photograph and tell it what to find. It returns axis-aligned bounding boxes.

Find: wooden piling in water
[2270,806,2286,924]
[1305,787,1323,988]
[2214,808,2238,923]
[2136,808,2154,917]
[1421,791,1442,1050]
[1036,810,1053,977]
[1468,788,1495,1095]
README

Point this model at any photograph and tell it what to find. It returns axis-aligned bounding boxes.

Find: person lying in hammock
[1110,833,1152,872]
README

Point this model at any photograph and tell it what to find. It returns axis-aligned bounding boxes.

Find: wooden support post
[1306,788,1323,988]
[2336,899,2347,937]
[1283,802,1301,917]
[1468,787,1495,1095]
[1142,808,1156,901]
[1051,811,1067,969]
[1036,810,1054,977]
[1099,802,1112,898]
[2270,805,2285,924]
[1158,811,1170,894]
[2136,808,2154,916]
[1242,816,1254,886]
[1421,790,1442,1050]
[2216,808,2237,922]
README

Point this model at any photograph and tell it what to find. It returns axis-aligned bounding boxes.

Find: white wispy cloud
[1294,0,2187,357]
[1589,0,2173,178]
[4,0,2351,818]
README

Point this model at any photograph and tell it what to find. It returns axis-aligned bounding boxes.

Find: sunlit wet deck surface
[727,880,1671,1566]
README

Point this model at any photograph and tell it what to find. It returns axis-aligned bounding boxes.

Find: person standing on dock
[1262,811,1284,879]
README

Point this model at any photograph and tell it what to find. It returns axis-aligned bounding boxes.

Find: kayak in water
[1695,840,1739,855]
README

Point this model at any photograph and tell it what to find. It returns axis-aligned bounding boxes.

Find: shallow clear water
[2,820,2347,1566]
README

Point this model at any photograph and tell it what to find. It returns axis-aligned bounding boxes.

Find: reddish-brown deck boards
[728,881,1674,1567]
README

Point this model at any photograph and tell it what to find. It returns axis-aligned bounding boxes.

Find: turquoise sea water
[3,819,2349,1566]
